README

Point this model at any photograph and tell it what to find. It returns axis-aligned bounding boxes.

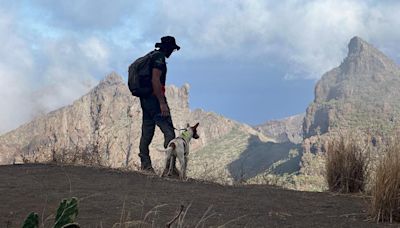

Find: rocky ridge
[0,73,284,182]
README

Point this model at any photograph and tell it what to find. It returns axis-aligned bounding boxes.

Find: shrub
[325,133,369,193]
[371,139,400,223]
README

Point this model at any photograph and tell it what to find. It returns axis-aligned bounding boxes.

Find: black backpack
[128,51,157,97]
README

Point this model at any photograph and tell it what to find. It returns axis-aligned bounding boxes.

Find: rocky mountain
[254,114,304,143]
[0,72,301,184]
[5,37,394,190]
[298,37,400,190]
[303,36,400,139]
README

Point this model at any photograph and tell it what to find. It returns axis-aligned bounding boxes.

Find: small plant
[371,138,400,223]
[54,197,79,228]
[22,197,79,228]
[325,133,369,193]
[22,212,39,228]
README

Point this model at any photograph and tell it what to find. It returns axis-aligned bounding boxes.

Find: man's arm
[152,68,169,116]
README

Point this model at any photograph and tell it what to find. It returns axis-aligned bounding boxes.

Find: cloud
[0,10,36,133]
[2,0,400,133]
[0,11,110,133]
[148,0,400,78]
[28,0,147,31]
[34,36,109,112]
[24,0,400,79]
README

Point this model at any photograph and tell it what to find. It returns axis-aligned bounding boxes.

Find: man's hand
[160,102,170,116]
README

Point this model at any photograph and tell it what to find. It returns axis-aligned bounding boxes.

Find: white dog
[160,123,199,180]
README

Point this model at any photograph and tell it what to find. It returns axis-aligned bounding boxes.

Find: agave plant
[22,212,39,228]
[22,197,80,228]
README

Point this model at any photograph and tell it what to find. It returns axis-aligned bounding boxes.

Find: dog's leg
[161,147,173,177]
[161,153,168,178]
[177,153,186,181]
[168,155,175,176]
[182,156,188,180]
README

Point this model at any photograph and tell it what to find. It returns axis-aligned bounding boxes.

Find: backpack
[128,51,157,97]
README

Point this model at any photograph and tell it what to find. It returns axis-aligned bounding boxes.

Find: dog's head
[186,123,200,139]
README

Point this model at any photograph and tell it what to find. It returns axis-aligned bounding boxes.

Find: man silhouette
[138,36,180,176]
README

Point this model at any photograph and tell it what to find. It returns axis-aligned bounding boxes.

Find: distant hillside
[254,114,304,143]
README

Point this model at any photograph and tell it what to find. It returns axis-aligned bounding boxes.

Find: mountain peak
[93,72,126,92]
[101,72,124,85]
[305,36,400,138]
[348,36,368,56]
[341,36,398,75]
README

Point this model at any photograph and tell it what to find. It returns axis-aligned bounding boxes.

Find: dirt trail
[0,164,392,227]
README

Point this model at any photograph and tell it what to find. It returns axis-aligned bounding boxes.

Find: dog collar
[180,131,191,142]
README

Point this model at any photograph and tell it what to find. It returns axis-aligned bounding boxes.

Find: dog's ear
[193,123,199,129]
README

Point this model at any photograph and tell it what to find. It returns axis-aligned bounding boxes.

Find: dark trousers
[139,95,176,169]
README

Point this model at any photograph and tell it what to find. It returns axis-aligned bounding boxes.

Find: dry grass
[371,138,400,223]
[110,200,223,228]
[325,133,369,193]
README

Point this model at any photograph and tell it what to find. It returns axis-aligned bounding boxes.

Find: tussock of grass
[326,133,369,193]
[371,139,400,223]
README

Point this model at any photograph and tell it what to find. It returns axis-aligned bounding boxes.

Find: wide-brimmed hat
[156,36,180,50]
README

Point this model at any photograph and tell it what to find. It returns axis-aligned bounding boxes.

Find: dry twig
[165,205,184,228]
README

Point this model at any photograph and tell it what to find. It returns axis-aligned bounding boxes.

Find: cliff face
[254,114,304,144]
[303,37,400,139]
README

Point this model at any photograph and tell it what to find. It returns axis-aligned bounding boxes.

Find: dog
[159,123,199,180]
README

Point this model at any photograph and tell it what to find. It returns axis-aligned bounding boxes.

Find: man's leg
[139,114,156,170]
[156,115,176,148]
[155,114,177,174]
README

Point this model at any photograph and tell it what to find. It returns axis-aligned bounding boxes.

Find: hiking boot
[141,166,156,175]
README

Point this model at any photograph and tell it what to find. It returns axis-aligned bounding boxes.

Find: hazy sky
[1,0,400,134]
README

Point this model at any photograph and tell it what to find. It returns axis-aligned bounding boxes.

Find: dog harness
[177,131,191,155]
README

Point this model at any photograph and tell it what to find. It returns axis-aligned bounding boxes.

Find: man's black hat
[156,36,180,50]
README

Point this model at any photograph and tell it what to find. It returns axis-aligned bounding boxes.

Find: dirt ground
[0,164,394,227]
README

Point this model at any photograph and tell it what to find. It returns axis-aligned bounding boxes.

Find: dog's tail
[156,142,176,153]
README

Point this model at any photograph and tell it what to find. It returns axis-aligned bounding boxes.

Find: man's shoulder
[150,50,166,65]
[148,50,165,59]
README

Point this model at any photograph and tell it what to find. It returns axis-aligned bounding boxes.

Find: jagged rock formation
[254,114,305,143]
[299,37,400,190]
[303,36,400,139]
[1,72,300,183]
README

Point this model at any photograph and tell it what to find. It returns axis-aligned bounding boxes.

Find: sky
[1,0,400,134]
